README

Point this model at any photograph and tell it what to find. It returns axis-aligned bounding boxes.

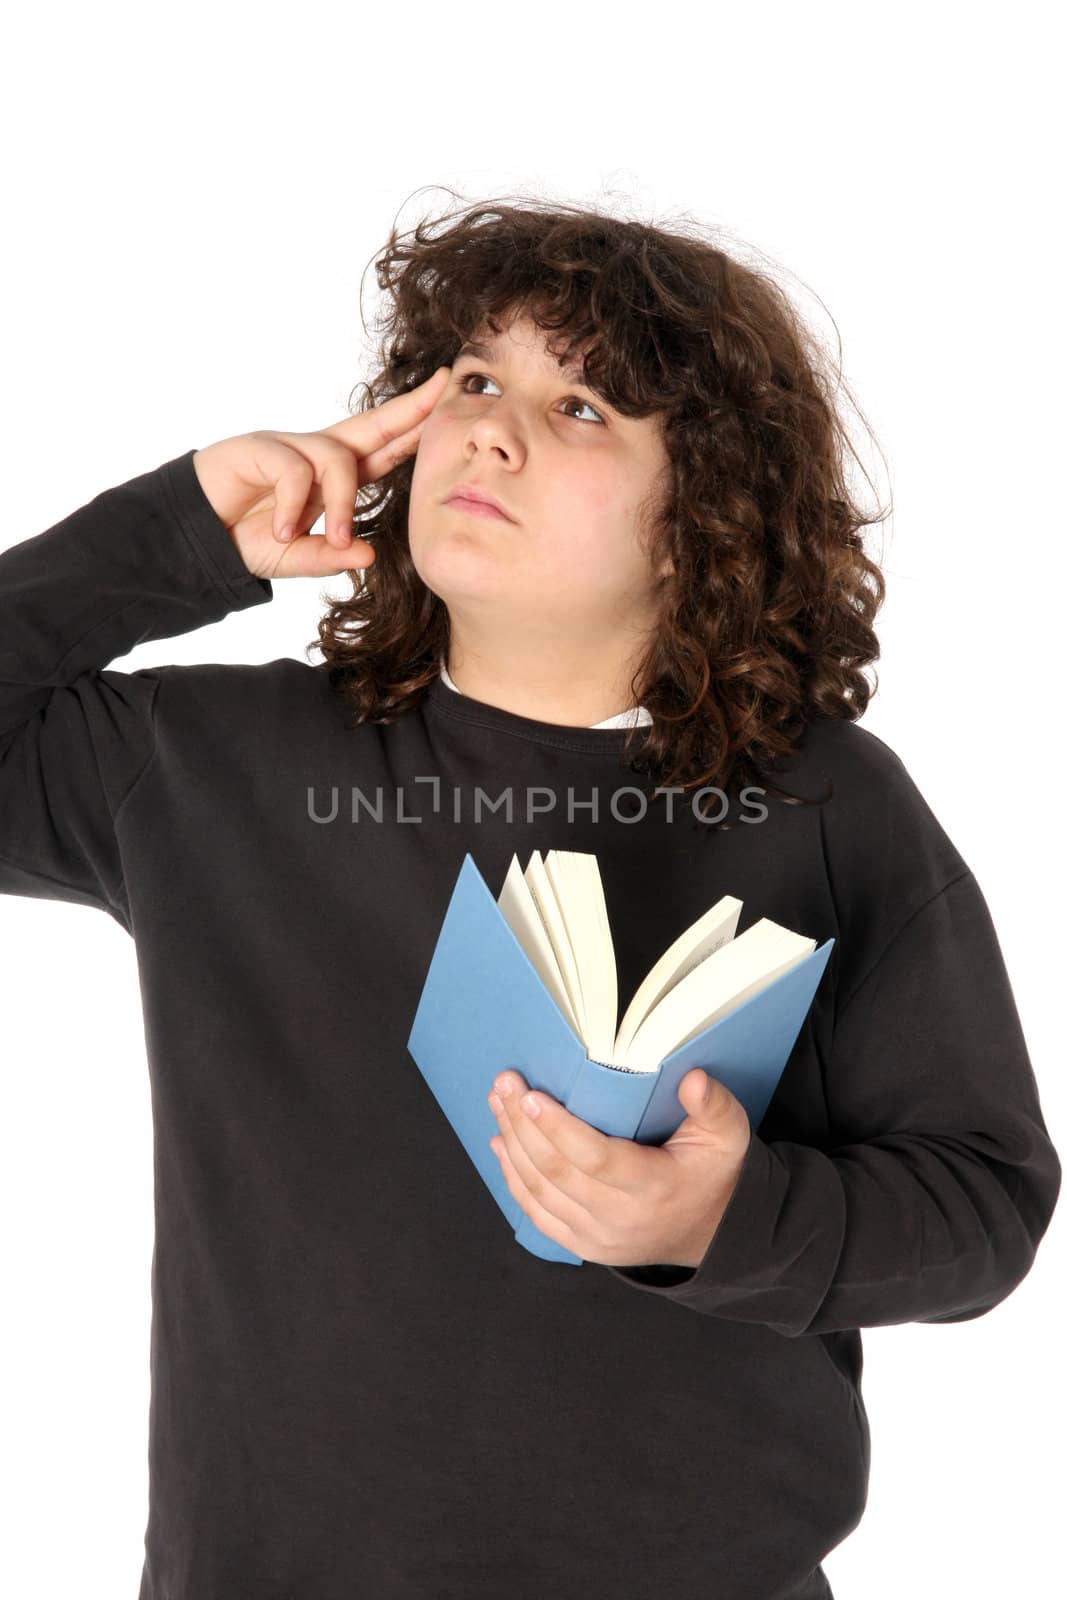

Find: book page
[622,921,815,1071]
[544,852,619,1067]
[614,895,743,1058]
[524,851,589,1043]
[496,853,582,1036]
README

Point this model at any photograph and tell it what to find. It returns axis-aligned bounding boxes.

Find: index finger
[318,365,451,459]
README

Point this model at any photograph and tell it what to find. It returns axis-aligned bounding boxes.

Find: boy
[1,202,1060,1599]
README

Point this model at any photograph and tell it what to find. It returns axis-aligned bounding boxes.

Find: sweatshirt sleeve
[605,866,1062,1334]
[0,448,272,929]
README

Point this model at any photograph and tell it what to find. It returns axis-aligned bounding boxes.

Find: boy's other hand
[486,1066,752,1269]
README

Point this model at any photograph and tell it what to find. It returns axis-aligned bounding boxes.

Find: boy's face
[407,312,674,646]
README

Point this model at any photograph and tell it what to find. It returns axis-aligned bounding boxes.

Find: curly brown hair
[309,188,890,824]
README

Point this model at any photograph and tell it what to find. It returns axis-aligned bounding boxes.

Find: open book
[497,849,820,1073]
[407,850,834,1266]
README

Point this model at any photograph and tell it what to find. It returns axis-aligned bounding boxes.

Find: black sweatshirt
[0,449,1060,1600]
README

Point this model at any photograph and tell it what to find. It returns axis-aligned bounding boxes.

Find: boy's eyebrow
[455,338,588,385]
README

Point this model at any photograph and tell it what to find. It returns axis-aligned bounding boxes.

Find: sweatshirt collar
[437,661,653,731]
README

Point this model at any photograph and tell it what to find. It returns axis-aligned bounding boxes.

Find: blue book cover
[407,852,834,1266]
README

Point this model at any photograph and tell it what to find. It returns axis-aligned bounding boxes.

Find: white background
[1,2,1063,1595]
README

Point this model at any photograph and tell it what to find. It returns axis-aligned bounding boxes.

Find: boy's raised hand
[191,366,450,580]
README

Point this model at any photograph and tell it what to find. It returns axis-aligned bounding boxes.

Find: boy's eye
[455,370,605,426]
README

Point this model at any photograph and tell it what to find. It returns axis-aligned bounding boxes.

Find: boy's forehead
[462,315,589,378]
